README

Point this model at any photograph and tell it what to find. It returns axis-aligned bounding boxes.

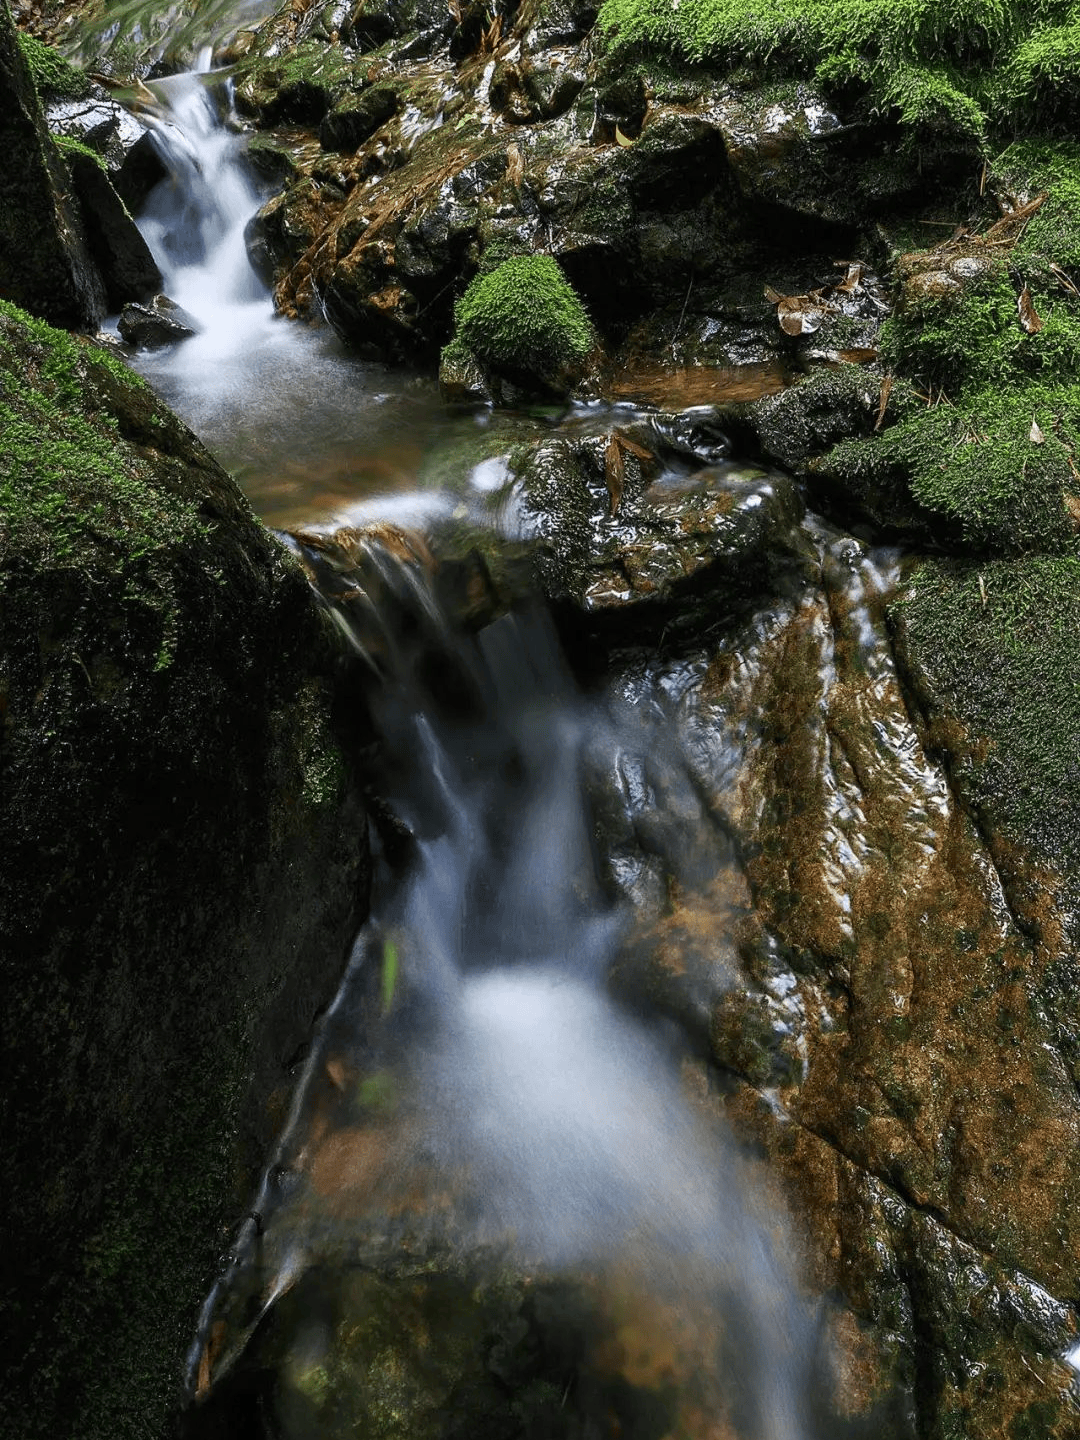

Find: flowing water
[127,67,833,1439]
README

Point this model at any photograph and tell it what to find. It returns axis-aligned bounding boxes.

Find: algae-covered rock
[0,302,369,1440]
[448,253,594,398]
[892,554,1080,952]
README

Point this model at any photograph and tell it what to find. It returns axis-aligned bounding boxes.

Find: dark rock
[0,303,368,1440]
[62,145,163,307]
[45,95,167,210]
[521,0,599,51]
[514,424,804,621]
[319,80,401,151]
[0,2,105,329]
[118,292,200,348]
[342,0,450,50]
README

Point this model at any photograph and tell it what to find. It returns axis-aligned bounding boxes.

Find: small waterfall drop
[129,64,824,1440]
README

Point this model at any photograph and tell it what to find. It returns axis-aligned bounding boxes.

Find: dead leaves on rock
[604,431,656,515]
[765,263,869,336]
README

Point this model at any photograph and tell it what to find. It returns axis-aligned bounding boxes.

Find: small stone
[118,293,199,349]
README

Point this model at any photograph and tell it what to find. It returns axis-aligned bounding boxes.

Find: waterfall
[129,60,821,1440]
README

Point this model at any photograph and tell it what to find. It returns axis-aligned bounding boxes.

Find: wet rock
[61,144,163,307]
[594,527,1080,1436]
[0,4,105,329]
[521,0,598,50]
[118,292,200,347]
[514,425,804,623]
[342,0,450,51]
[0,304,368,1440]
[319,80,401,151]
[45,95,166,210]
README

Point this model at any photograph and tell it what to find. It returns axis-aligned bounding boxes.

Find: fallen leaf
[505,142,524,187]
[1018,285,1044,334]
[612,430,655,464]
[776,296,826,334]
[763,284,785,305]
[1065,493,1080,526]
[196,1343,211,1401]
[615,123,636,147]
[875,375,894,431]
[1030,417,1045,444]
[605,435,625,514]
[835,262,865,293]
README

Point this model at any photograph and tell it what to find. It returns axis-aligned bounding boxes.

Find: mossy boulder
[0,0,105,329]
[445,254,595,398]
[0,302,369,1439]
[892,553,1080,947]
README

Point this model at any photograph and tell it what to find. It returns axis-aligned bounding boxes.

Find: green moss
[54,133,109,172]
[893,552,1080,872]
[822,140,1080,552]
[452,254,593,383]
[828,385,1079,551]
[993,137,1080,269]
[597,0,1080,140]
[17,30,91,99]
[0,299,207,570]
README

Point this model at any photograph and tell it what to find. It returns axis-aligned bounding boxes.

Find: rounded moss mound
[454,254,593,390]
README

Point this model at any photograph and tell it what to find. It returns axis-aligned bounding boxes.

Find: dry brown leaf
[1030,417,1046,444]
[835,262,865,293]
[196,1342,211,1401]
[613,430,655,464]
[505,142,524,187]
[875,375,894,432]
[1018,285,1044,334]
[763,284,784,305]
[605,435,625,515]
[1065,492,1080,526]
[777,297,826,335]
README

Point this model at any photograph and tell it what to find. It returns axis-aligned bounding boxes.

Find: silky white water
[130,66,819,1440]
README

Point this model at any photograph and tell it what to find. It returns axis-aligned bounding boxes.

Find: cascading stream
[123,41,1080,1439]
[130,68,822,1440]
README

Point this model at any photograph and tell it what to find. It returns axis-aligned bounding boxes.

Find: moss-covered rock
[892,553,1080,938]
[596,0,1080,142]
[448,253,594,396]
[17,28,91,99]
[0,0,105,329]
[0,301,369,1440]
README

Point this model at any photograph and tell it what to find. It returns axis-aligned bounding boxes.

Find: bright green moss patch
[828,386,1079,552]
[452,254,593,384]
[823,141,1080,553]
[893,552,1080,872]
[17,30,91,99]
[993,138,1080,270]
[597,0,1080,138]
[54,133,109,172]
[0,299,207,570]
